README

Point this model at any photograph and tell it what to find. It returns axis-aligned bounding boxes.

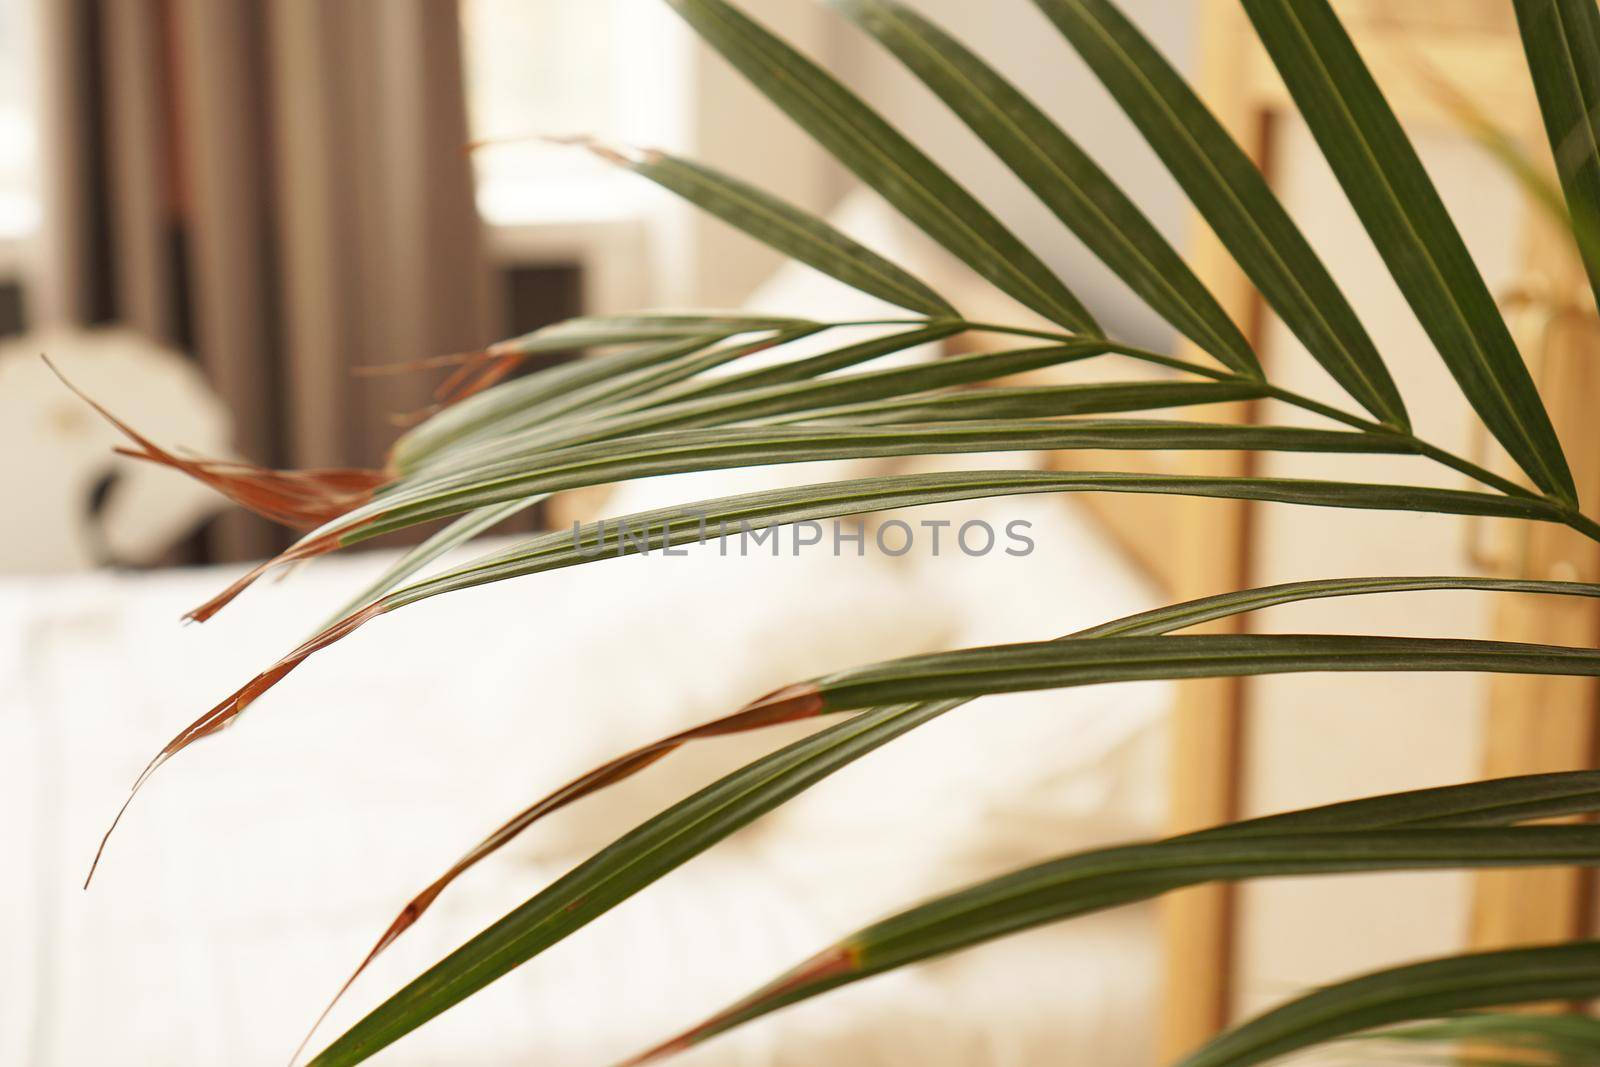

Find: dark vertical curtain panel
[34,0,493,560]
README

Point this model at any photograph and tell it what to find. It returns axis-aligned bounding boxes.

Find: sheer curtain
[33,0,492,559]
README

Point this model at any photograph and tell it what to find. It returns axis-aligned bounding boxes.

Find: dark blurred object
[0,280,22,337]
[503,263,582,340]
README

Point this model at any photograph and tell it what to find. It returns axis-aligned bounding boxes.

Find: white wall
[672,3,850,307]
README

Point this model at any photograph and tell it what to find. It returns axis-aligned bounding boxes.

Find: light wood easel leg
[1160,416,1257,1060]
[1159,5,1267,1056]
[1162,665,1247,1058]
[1472,229,1600,950]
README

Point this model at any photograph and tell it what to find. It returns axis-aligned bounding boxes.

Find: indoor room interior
[4,1,1600,1065]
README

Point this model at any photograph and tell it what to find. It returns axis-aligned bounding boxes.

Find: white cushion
[0,328,232,573]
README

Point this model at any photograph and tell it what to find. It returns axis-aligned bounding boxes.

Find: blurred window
[462,0,667,227]
[0,0,39,243]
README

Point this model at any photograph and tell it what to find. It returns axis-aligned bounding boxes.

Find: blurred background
[0,0,1192,569]
[3,2,1594,1066]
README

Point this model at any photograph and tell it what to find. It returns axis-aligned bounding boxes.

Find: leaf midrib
[828,638,1600,698]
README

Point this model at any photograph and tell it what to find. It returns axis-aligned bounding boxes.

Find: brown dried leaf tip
[184,530,347,623]
[617,943,864,1065]
[45,356,385,530]
[295,681,831,1058]
[84,601,388,888]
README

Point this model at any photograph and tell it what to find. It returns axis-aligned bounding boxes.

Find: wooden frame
[1163,1,1600,1056]
[971,2,1600,1056]
[1156,5,1263,1055]
[1471,209,1600,951]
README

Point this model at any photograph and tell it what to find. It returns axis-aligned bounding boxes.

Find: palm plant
[76,0,1600,1063]
[1354,1012,1600,1065]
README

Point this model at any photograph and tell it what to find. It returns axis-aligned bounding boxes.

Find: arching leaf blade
[338,419,1412,539]
[780,379,1267,425]
[1179,942,1600,1067]
[1514,0,1600,315]
[404,326,961,478]
[1032,0,1408,429]
[1349,1011,1600,1065]
[318,496,542,629]
[370,472,1563,582]
[145,476,1570,805]
[628,829,1600,1064]
[306,737,1600,1064]
[785,633,1600,715]
[422,327,826,465]
[392,334,726,473]
[833,0,1260,376]
[311,576,1600,1018]
[668,324,964,400]
[392,340,1111,487]
[1243,0,1576,503]
[665,0,1101,334]
[582,142,956,317]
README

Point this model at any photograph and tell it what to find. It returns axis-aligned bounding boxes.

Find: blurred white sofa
[2,498,1168,1066]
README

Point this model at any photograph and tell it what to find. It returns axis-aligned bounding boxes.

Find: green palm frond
[1181,946,1600,1067]
[293,577,1600,1058]
[569,139,956,317]
[1516,0,1600,313]
[1354,1012,1600,1066]
[665,0,1099,333]
[1032,0,1408,428]
[309,763,1600,1067]
[833,0,1260,376]
[73,0,1600,1064]
[1242,0,1575,503]
[630,832,1600,1065]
